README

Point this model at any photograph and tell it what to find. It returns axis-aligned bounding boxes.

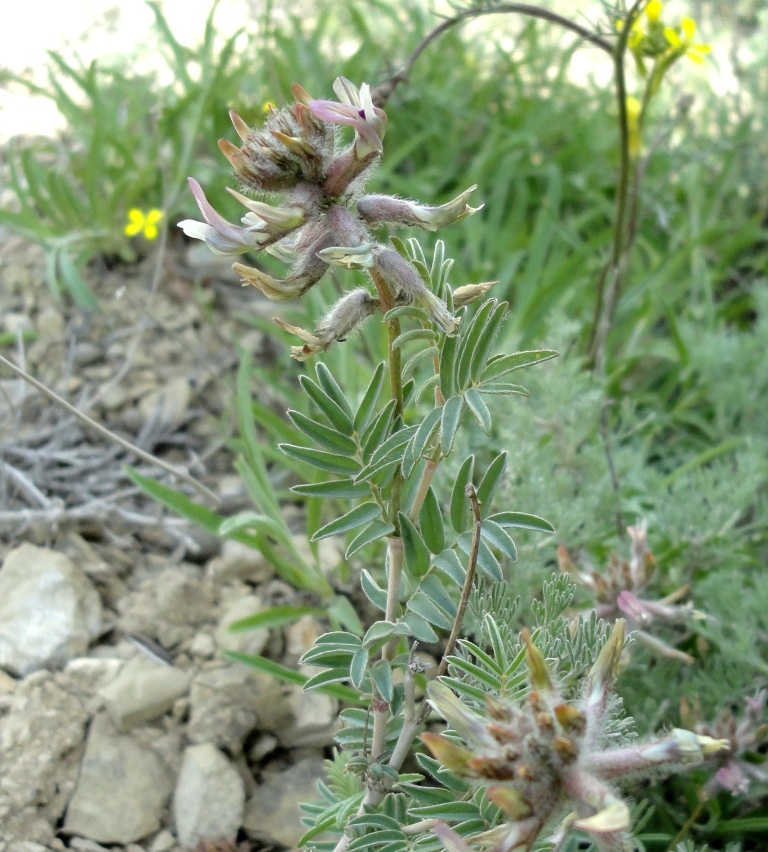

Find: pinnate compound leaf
[464,387,492,435]
[312,502,383,541]
[450,455,475,533]
[399,513,431,578]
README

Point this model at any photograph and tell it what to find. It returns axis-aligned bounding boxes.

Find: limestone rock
[0,672,89,845]
[276,684,338,749]
[63,713,173,844]
[0,544,103,675]
[173,743,245,849]
[98,656,191,730]
[118,564,216,649]
[243,756,326,847]
[187,663,290,753]
[206,538,273,584]
[215,595,268,657]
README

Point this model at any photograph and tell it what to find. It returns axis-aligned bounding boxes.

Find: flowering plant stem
[333,487,484,852]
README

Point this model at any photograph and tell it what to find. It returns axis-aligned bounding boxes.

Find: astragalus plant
[180,77,731,851]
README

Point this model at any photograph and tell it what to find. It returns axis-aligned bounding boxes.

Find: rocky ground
[0,232,341,851]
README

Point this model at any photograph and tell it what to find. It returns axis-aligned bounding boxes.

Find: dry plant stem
[373,3,613,104]
[587,0,644,368]
[0,353,219,504]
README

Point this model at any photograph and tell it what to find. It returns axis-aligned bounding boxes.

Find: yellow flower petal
[664,26,682,48]
[626,97,642,120]
[645,1,662,23]
[143,224,159,240]
[145,209,163,226]
[681,17,697,40]
[124,208,144,237]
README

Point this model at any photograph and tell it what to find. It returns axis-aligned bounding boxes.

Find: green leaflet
[346,520,395,559]
[440,395,464,455]
[312,502,383,541]
[399,513,431,578]
[354,361,386,433]
[487,511,555,534]
[464,387,492,434]
[315,361,354,419]
[419,487,446,554]
[279,443,360,475]
[455,298,498,391]
[476,451,507,510]
[481,349,559,382]
[299,374,355,434]
[450,455,475,532]
[402,407,442,478]
[291,479,371,499]
[288,409,357,454]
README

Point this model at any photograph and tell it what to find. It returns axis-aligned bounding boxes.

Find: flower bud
[357,187,482,231]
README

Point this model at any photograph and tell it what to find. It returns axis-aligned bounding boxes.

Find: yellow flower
[616,17,644,50]
[645,1,662,23]
[626,97,643,158]
[664,17,711,64]
[124,208,163,240]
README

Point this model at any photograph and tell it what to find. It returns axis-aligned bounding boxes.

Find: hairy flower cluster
[179,77,483,359]
[682,691,768,799]
[559,521,703,663]
[423,622,728,852]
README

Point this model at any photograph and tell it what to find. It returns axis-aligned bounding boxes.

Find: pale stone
[214,595,268,657]
[173,743,245,849]
[0,672,88,845]
[98,656,191,730]
[0,544,102,676]
[63,713,172,844]
[243,757,326,847]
